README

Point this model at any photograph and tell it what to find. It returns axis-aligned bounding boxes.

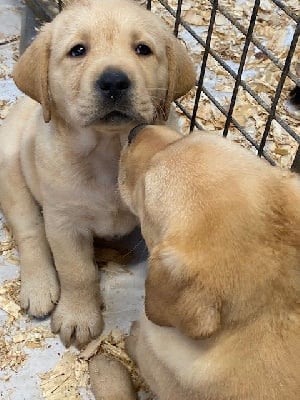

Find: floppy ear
[13,24,52,122]
[163,38,195,119]
[145,244,221,339]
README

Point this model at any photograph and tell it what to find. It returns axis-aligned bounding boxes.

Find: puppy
[285,60,300,120]
[0,0,195,347]
[116,125,300,399]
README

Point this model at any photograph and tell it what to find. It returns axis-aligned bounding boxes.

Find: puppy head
[13,0,195,126]
[118,124,180,216]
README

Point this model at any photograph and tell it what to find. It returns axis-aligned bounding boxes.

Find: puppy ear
[145,244,221,338]
[145,247,183,328]
[13,24,52,122]
[163,38,195,119]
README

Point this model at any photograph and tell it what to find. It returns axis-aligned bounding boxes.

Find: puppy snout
[96,69,131,100]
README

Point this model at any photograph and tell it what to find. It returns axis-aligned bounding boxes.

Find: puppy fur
[0,0,195,347]
[117,125,300,399]
[89,354,137,400]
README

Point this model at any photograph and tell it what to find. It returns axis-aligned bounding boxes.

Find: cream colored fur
[0,0,195,347]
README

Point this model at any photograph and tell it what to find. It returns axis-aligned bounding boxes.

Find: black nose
[96,69,131,100]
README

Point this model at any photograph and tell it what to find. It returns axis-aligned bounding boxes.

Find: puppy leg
[89,354,137,400]
[43,209,103,347]
[0,163,59,317]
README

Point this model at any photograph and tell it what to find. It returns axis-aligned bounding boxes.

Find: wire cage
[145,0,300,172]
[21,0,300,170]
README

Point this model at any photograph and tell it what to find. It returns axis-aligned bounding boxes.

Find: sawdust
[0,333,27,372]
[0,278,21,322]
[0,221,19,265]
[0,99,14,120]
[39,351,89,400]
[0,324,56,372]
[0,278,55,373]
[0,35,20,46]
[38,330,154,400]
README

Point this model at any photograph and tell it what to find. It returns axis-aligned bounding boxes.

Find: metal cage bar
[214,2,298,84]
[271,0,299,23]
[150,0,299,168]
[174,100,203,131]
[258,23,300,156]
[156,0,300,143]
[190,0,218,132]
[173,0,183,37]
[222,0,260,138]
[187,84,275,165]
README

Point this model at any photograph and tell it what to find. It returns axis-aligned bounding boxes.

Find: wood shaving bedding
[38,330,154,400]
[39,351,89,400]
[0,219,19,265]
[0,278,21,322]
[0,278,55,373]
[0,334,27,372]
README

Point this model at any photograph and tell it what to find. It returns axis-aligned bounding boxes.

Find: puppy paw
[51,296,104,348]
[20,267,60,318]
[89,354,137,400]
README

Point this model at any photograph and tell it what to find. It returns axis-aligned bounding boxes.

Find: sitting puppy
[0,0,195,347]
[104,124,299,400]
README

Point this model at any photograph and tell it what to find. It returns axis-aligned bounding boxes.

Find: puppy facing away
[0,0,195,347]
[105,124,299,399]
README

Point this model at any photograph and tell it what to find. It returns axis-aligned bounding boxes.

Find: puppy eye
[135,44,152,56]
[69,44,86,57]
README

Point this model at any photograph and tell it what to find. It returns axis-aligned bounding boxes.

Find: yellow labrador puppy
[0,0,195,347]
[115,125,300,399]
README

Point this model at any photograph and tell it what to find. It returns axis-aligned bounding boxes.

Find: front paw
[51,295,104,348]
[21,266,60,318]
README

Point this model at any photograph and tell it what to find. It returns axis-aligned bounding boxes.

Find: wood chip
[39,351,89,400]
[0,279,21,319]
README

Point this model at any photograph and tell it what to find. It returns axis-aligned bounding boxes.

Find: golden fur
[0,0,195,347]
[114,125,300,399]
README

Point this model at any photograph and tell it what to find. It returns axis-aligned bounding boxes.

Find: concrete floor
[0,2,148,398]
